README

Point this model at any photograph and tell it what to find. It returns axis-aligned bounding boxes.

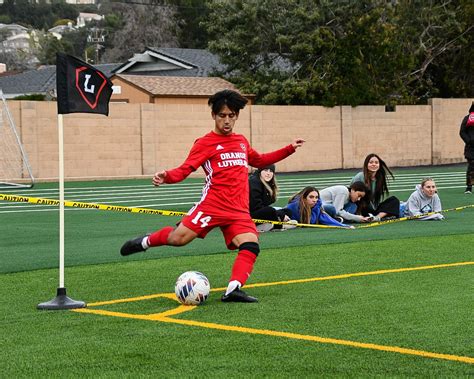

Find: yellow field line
[72,308,474,365]
[86,261,474,306]
[72,261,474,365]
[241,261,474,289]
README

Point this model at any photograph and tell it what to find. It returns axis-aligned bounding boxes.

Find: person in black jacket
[249,164,293,231]
[460,102,474,194]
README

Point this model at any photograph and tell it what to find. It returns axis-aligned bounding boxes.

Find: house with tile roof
[110,74,247,104]
[109,47,251,103]
[112,47,226,77]
[0,47,244,100]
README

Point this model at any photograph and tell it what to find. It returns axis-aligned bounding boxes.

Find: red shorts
[181,205,258,250]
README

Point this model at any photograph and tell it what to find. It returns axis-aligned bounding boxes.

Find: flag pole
[37,114,86,310]
[37,52,112,310]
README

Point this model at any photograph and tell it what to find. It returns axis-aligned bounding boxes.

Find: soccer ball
[174,271,210,305]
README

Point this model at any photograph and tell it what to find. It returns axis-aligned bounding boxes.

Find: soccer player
[120,89,305,303]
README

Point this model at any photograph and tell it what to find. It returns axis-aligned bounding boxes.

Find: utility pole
[86,27,105,64]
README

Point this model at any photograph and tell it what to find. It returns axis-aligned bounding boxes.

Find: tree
[173,0,210,48]
[36,33,73,65]
[61,27,90,61]
[203,0,472,105]
[0,51,30,71]
[418,0,473,98]
[99,2,179,63]
[0,0,78,30]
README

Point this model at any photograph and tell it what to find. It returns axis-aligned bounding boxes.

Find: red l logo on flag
[75,66,110,110]
[56,53,112,115]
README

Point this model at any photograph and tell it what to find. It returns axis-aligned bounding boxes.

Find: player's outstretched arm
[292,139,306,149]
[152,170,167,187]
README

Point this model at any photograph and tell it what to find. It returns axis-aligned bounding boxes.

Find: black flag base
[37,287,86,310]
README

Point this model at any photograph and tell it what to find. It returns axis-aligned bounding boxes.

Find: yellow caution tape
[0,193,186,217]
[355,204,474,229]
[1,193,472,230]
[0,193,343,229]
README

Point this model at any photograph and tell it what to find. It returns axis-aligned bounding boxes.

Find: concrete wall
[5,98,473,181]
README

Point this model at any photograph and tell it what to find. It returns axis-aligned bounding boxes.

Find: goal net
[0,89,34,189]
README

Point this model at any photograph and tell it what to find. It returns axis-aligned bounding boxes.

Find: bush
[13,94,46,101]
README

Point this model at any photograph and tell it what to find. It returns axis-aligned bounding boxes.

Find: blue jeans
[323,202,357,218]
[343,202,357,214]
[322,204,337,217]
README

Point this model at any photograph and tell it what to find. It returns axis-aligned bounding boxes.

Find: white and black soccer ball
[174,271,210,305]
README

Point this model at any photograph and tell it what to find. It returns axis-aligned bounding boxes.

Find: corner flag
[56,52,113,115]
[38,53,113,310]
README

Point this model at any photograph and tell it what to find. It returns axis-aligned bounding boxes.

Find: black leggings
[250,207,291,229]
[251,207,291,221]
[467,158,474,187]
[362,196,400,217]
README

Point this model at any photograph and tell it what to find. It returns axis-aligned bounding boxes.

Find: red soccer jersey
[164,131,295,215]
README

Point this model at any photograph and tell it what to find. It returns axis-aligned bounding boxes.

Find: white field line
[0,171,466,213]
[0,175,465,202]
[1,171,465,195]
[0,184,467,214]
[0,176,465,201]
[0,181,465,209]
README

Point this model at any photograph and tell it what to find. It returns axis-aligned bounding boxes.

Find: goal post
[0,89,34,189]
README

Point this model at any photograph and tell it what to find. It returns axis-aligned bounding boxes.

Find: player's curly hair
[208,90,248,114]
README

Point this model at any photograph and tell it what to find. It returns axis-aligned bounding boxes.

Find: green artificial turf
[1,235,472,377]
[1,165,472,377]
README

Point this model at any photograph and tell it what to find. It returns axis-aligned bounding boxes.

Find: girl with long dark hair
[284,186,351,227]
[351,153,400,221]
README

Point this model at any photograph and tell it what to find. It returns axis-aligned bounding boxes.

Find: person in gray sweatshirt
[404,178,444,220]
[320,181,372,223]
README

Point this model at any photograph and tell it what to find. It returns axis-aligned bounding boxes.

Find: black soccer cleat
[120,235,148,256]
[221,288,258,303]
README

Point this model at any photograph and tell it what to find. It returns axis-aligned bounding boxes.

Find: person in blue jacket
[284,186,352,228]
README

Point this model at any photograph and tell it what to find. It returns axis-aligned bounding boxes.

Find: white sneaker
[282,220,298,230]
[368,213,381,222]
[256,223,274,232]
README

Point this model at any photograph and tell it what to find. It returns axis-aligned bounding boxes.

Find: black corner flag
[56,52,113,116]
[38,52,114,311]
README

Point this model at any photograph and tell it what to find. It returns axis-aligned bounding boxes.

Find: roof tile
[116,74,238,96]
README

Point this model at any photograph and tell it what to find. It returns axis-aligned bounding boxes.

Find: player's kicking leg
[120,224,197,256]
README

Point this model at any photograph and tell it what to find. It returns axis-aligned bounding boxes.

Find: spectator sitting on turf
[320,181,372,223]
[249,164,295,232]
[351,153,400,221]
[403,178,444,220]
[284,186,352,228]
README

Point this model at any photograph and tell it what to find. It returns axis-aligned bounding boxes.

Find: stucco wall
[4,98,472,181]
[430,98,469,164]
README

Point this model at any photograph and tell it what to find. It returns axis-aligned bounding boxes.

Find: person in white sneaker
[351,153,400,220]
[249,164,295,232]
[403,178,444,220]
[120,90,306,303]
[320,181,372,223]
